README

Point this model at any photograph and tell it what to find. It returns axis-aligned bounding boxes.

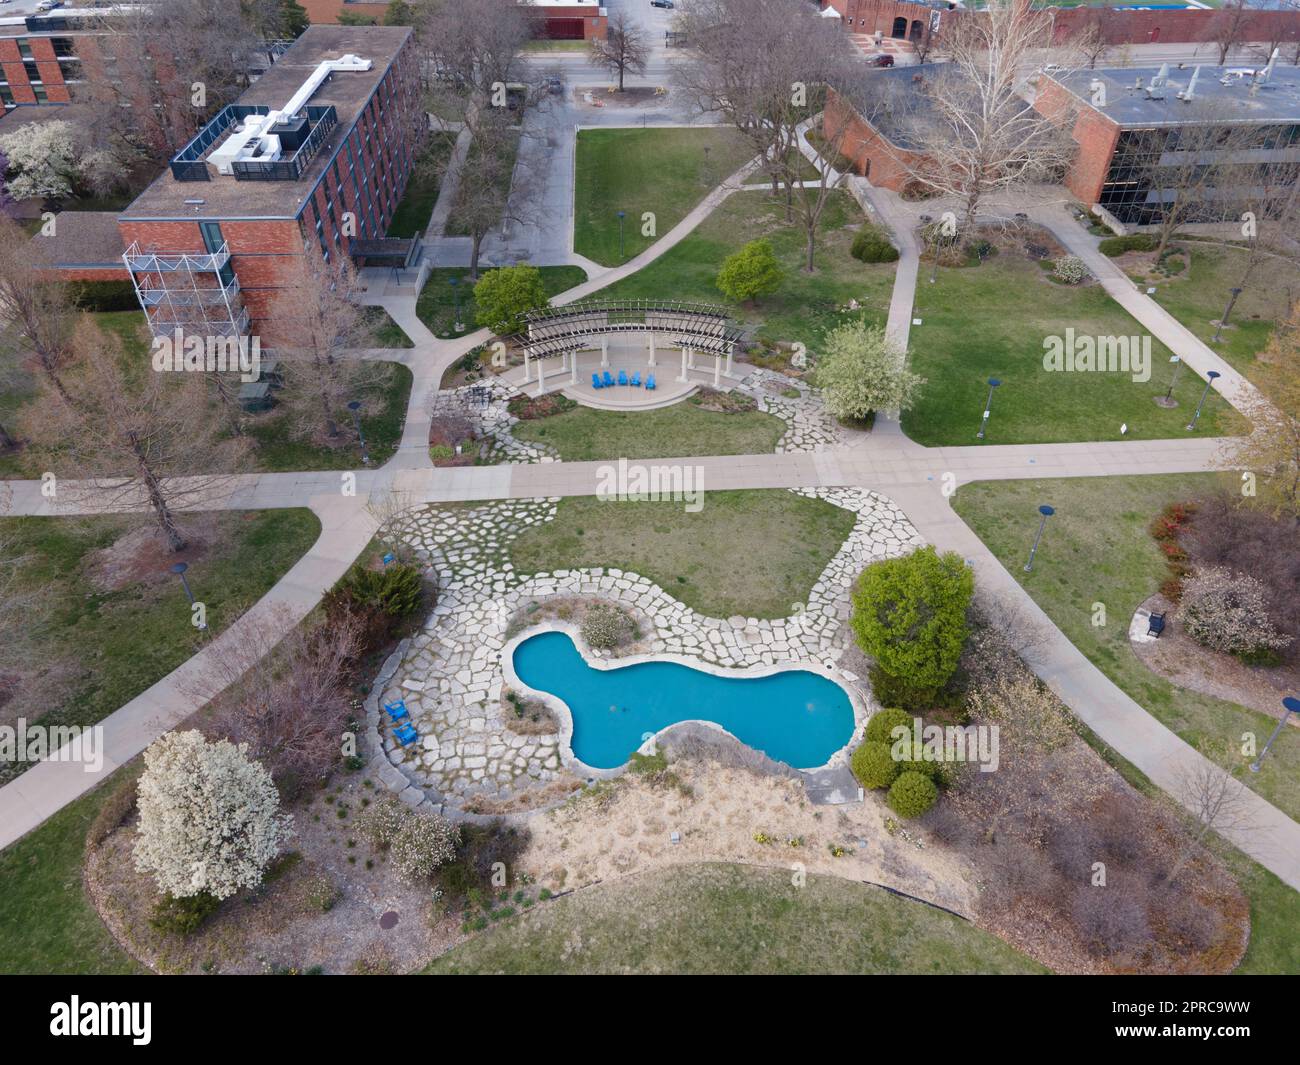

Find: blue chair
[394,723,419,747]
[383,699,409,723]
[591,372,603,389]
[602,370,614,387]
[646,374,656,390]
[631,371,642,387]
[618,369,628,386]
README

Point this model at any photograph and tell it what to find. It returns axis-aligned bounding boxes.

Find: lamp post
[1186,369,1221,432]
[616,210,626,260]
[170,561,207,633]
[1163,354,1182,402]
[449,276,463,332]
[976,377,1001,440]
[348,400,370,466]
[1023,504,1054,573]
[1212,287,1244,344]
[1250,696,1299,773]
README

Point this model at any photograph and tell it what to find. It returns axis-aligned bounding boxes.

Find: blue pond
[512,631,856,770]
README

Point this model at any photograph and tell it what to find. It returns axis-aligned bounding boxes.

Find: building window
[51,38,76,59]
[33,86,47,103]
[17,39,33,59]
[24,61,41,84]
[0,86,14,109]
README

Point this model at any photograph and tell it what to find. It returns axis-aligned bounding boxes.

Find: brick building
[114,25,423,344]
[300,0,608,40]
[1035,61,1300,226]
[0,11,96,108]
[830,58,1300,228]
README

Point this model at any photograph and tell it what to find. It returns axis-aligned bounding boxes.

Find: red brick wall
[0,35,72,104]
[823,1,1300,49]
[1032,76,1120,206]
[825,88,927,193]
[49,266,129,281]
[300,0,390,24]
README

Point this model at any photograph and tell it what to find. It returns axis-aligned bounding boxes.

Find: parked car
[870,54,894,68]
[545,76,563,95]
[651,0,674,8]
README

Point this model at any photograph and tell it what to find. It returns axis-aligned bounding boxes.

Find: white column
[647,331,656,367]
[536,358,546,397]
[523,349,532,383]
[570,350,578,385]
[725,350,733,378]
[713,353,721,388]
[601,336,609,368]
[678,346,689,383]
[687,347,696,370]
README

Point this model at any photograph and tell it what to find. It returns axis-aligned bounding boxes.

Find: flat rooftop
[30,211,127,270]
[120,24,412,223]
[1048,63,1300,127]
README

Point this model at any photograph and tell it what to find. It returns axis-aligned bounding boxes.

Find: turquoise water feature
[511,630,856,770]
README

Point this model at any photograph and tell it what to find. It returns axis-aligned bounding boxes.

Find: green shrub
[851,547,974,690]
[869,666,941,714]
[850,741,899,790]
[473,265,548,335]
[715,238,783,302]
[892,741,942,779]
[864,706,913,745]
[1098,233,1157,257]
[149,892,221,936]
[851,228,900,263]
[887,770,938,818]
[324,561,426,650]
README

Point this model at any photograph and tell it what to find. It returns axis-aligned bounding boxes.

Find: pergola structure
[510,299,745,396]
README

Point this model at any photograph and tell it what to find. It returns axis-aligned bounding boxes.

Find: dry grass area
[85,775,464,975]
[515,759,978,918]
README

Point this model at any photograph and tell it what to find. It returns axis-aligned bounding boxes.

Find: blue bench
[618,369,629,386]
[592,372,603,389]
[631,371,642,387]
[383,699,409,723]
[602,370,614,387]
[646,373,656,390]
[394,722,419,747]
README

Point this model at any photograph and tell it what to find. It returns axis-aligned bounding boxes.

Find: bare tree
[674,0,861,270]
[454,107,525,280]
[1211,147,1300,341]
[893,0,1076,233]
[1206,0,1253,67]
[22,317,246,552]
[1069,9,1114,70]
[589,11,650,92]
[203,609,362,794]
[0,218,77,402]
[78,0,261,168]
[1126,111,1257,262]
[272,251,371,443]
[1165,741,1257,885]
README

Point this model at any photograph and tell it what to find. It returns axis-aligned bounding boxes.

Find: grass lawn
[247,361,412,471]
[573,128,757,266]
[509,489,856,618]
[386,133,455,240]
[511,403,785,460]
[522,39,589,52]
[905,254,1246,445]
[598,190,896,353]
[425,862,1046,974]
[359,307,414,348]
[0,508,320,781]
[0,776,143,974]
[1146,241,1299,380]
[416,265,588,339]
[951,474,1298,821]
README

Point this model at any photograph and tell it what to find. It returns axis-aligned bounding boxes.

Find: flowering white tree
[1179,568,1292,657]
[817,320,924,422]
[133,730,292,900]
[0,121,112,201]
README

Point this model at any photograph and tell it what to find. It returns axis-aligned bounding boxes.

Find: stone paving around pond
[365,487,925,818]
